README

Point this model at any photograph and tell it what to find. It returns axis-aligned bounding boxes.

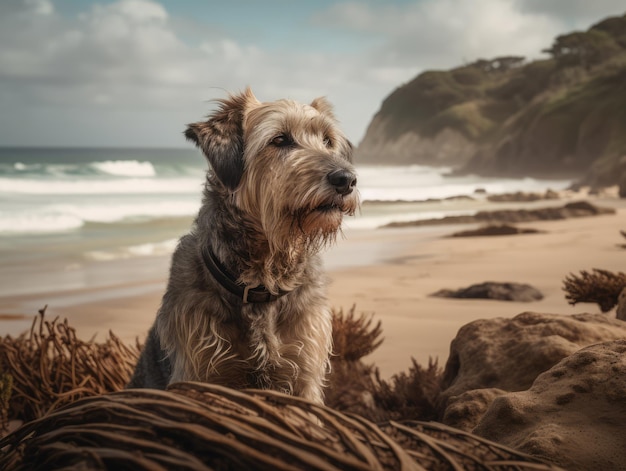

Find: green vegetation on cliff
[358,13,626,187]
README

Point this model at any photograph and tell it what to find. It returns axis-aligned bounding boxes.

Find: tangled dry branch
[0,382,563,471]
[563,269,626,312]
[0,307,562,470]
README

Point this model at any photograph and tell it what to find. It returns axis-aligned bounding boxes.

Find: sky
[0,0,624,148]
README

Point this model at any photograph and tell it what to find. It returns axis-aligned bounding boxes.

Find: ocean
[0,147,572,298]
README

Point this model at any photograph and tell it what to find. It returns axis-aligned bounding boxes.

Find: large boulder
[474,340,626,471]
[438,312,626,428]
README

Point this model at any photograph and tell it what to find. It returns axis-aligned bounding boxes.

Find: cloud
[0,0,391,144]
[518,0,625,27]
[314,0,565,69]
[0,0,624,146]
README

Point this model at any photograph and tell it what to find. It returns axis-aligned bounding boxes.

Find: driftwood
[0,382,563,471]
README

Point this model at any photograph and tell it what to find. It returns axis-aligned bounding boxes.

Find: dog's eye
[323,136,333,148]
[271,134,293,147]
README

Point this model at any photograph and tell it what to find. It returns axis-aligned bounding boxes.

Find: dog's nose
[327,169,357,196]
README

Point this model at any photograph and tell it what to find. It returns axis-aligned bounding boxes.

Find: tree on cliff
[543,30,621,69]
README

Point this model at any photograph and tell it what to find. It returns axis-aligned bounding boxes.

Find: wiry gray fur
[127,88,359,403]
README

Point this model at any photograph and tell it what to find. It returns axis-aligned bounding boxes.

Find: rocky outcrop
[438,312,626,428]
[440,388,507,431]
[474,340,626,471]
[356,117,476,166]
[432,282,543,302]
[449,224,542,237]
[383,201,615,228]
[356,13,626,188]
[486,190,559,202]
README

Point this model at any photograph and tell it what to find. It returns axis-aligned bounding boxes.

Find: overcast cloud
[0,0,624,146]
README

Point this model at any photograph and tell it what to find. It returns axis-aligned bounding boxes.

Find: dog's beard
[288,193,358,253]
[235,175,359,255]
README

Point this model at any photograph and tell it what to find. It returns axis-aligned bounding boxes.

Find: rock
[617,287,626,321]
[383,201,615,228]
[356,118,476,166]
[438,312,626,420]
[486,190,559,202]
[450,224,542,237]
[441,388,507,431]
[432,282,543,302]
[473,340,626,471]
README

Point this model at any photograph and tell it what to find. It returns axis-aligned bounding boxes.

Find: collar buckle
[242,285,252,304]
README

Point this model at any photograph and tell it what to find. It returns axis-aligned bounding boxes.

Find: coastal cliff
[357,13,626,188]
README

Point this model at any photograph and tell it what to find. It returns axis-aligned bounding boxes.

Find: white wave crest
[0,177,202,195]
[0,213,84,234]
[84,238,179,261]
[90,160,157,177]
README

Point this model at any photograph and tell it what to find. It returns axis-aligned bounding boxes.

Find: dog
[127,88,359,403]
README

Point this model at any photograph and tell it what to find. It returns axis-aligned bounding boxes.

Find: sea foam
[89,160,157,178]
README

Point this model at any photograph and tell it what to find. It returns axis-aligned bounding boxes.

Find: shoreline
[1,203,624,378]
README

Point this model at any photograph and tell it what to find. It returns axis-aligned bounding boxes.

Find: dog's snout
[327,169,357,196]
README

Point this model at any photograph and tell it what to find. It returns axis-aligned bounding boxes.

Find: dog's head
[185,88,359,251]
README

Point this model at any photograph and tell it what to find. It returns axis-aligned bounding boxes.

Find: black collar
[201,246,290,303]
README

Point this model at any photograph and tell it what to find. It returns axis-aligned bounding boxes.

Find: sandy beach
[1,197,624,379]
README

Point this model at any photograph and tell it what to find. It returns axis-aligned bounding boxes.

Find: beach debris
[437,312,626,431]
[474,340,626,471]
[327,306,443,423]
[326,306,383,419]
[0,381,564,471]
[619,229,626,248]
[0,373,12,435]
[383,200,615,228]
[331,305,383,361]
[0,304,442,434]
[372,357,442,422]
[563,268,626,312]
[449,224,542,237]
[431,282,544,302]
[0,306,141,428]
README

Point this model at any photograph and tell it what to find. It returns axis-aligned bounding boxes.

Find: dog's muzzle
[327,169,357,196]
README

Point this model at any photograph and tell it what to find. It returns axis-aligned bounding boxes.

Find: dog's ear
[185,89,258,191]
[310,96,336,119]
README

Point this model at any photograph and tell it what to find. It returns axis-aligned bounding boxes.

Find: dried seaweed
[0,306,141,426]
[563,269,626,312]
[0,382,563,471]
[328,308,443,424]
[373,358,443,422]
[327,306,384,420]
[331,305,384,362]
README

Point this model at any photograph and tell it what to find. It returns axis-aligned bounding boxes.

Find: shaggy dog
[128,88,359,403]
